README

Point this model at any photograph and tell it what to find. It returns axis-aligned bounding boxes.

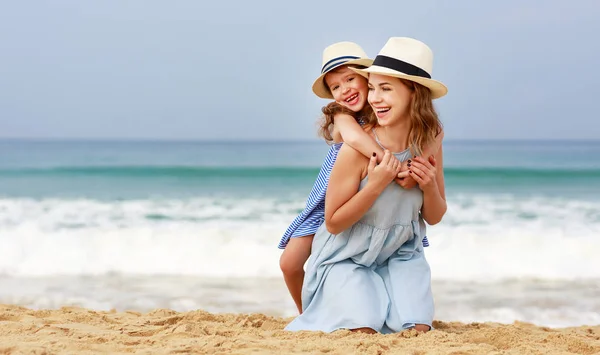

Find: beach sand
[1,305,599,354]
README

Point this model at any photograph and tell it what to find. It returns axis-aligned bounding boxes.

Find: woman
[285,37,447,334]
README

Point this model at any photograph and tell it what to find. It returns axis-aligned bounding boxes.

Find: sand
[1,305,599,354]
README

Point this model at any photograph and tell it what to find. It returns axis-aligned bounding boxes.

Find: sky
[0,0,599,141]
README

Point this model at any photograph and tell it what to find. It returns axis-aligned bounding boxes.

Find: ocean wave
[0,195,599,280]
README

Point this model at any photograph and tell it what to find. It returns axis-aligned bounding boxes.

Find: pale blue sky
[0,0,598,140]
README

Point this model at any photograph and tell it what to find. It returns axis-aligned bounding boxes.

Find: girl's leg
[279,235,314,314]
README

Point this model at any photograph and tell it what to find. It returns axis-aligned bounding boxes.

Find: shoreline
[1,304,598,354]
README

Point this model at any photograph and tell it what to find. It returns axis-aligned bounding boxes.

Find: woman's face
[324,66,369,112]
[367,74,413,126]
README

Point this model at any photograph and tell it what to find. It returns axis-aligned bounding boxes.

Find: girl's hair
[398,79,443,156]
[317,64,376,143]
[318,102,376,143]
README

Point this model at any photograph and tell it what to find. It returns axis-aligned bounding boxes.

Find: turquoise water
[1,139,599,198]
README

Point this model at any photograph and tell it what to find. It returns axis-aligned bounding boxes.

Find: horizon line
[1,137,600,143]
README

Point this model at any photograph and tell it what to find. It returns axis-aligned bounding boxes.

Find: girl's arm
[334,113,385,162]
[325,147,400,234]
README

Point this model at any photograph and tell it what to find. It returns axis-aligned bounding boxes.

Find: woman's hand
[367,150,402,192]
[408,155,438,193]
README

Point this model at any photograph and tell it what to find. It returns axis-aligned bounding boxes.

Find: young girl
[278,42,439,314]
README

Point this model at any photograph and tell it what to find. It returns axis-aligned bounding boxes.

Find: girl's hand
[367,150,401,192]
[409,155,438,193]
[395,159,418,189]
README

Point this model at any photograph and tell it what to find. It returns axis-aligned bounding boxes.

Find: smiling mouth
[345,93,358,103]
[375,107,390,114]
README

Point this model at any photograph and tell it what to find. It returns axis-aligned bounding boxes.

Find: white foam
[0,195,599,281]
[426,194,600,281]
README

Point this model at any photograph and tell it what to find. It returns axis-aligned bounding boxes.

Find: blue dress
[278,143,429,249]
[285,147,434,333]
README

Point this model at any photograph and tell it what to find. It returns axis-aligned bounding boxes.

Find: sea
[0,139,599,328]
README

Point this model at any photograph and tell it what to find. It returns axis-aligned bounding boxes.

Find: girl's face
[324,66,369,112]
[367,74,413,126]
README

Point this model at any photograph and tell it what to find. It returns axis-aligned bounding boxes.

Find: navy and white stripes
[278,143,342,249]
[321,55,360,74]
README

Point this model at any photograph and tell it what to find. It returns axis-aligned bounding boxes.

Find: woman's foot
[351,327,377,334]
[414,324,431,332]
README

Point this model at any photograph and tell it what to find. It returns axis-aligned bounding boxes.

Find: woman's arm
[325,148,400,234]
[409,145,447,225]
[423,129,444,157]
[397,130,445,188]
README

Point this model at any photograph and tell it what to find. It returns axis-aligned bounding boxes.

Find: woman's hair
[318,102,376,143]
[398,79,443,156]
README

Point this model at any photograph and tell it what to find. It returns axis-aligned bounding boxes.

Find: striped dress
[278,142,430,249]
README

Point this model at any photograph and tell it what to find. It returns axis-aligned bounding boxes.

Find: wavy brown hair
[318,102,376,143]
[389,79,443,156]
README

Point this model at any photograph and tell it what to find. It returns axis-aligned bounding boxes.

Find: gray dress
[285,138,434,333]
